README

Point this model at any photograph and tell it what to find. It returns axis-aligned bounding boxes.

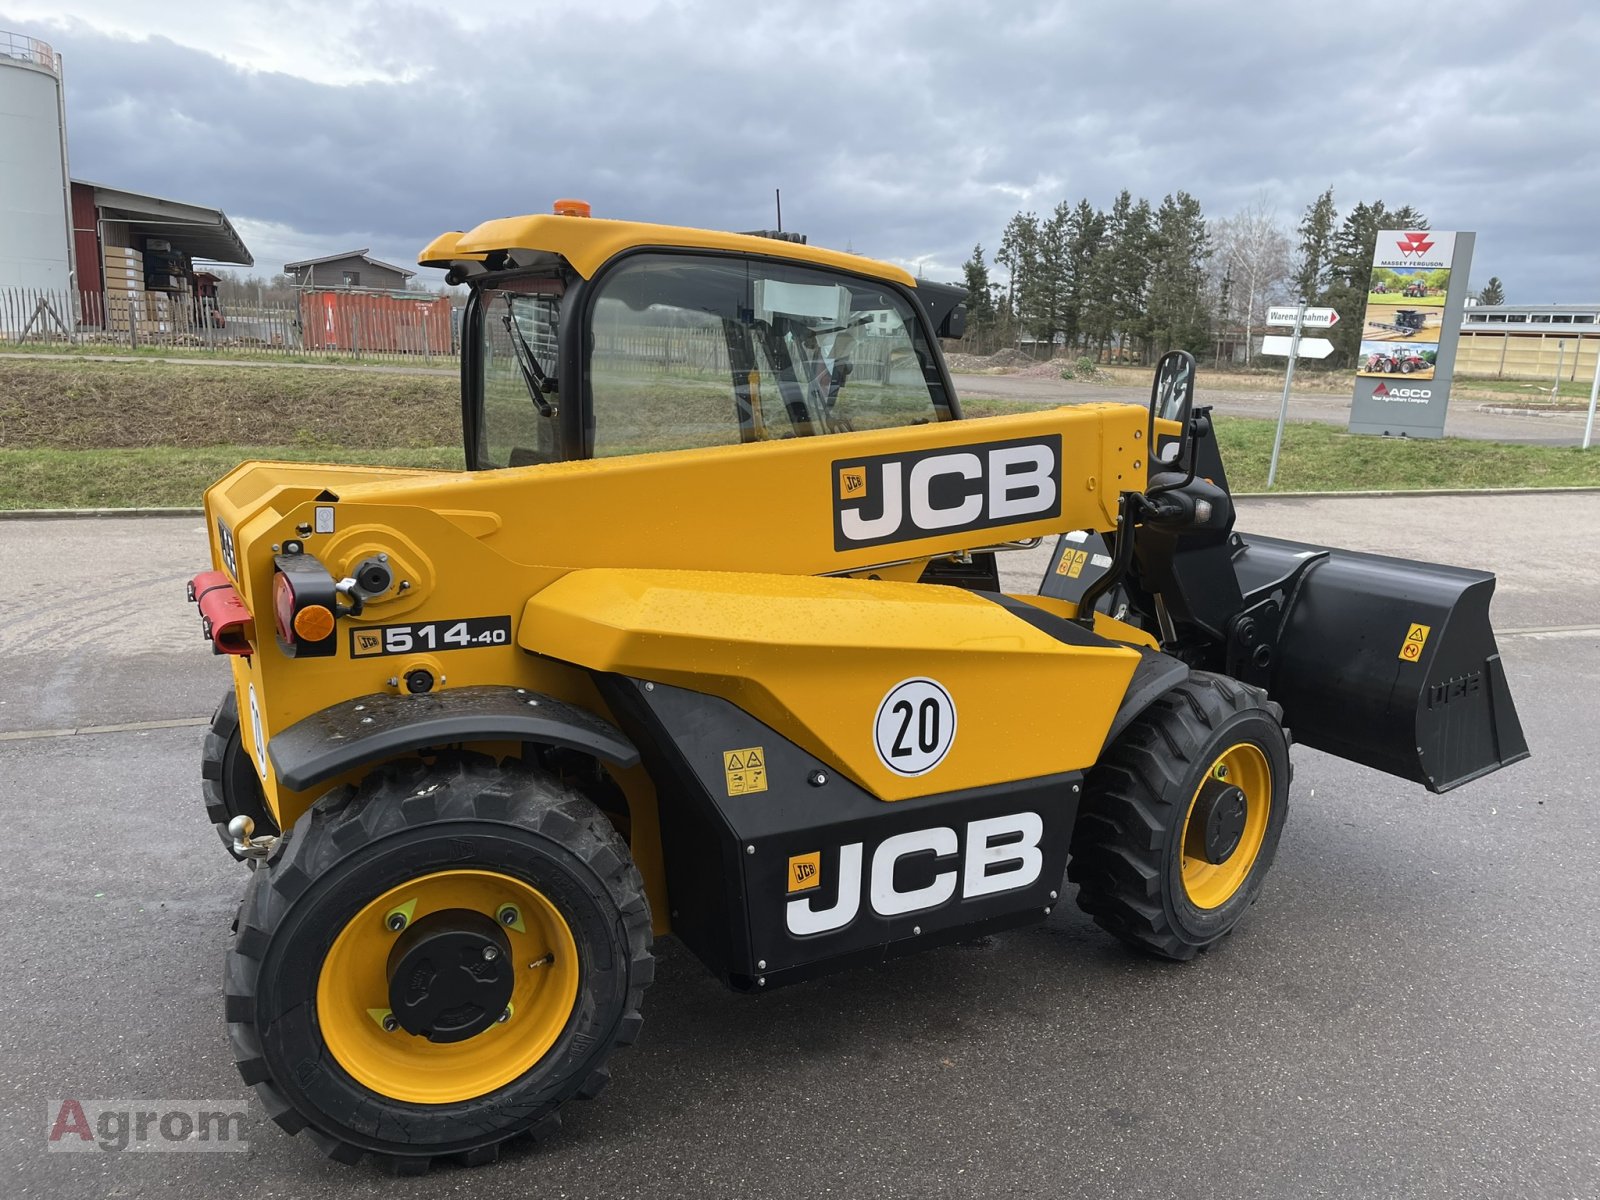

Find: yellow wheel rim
[317,869,579,1105]
[1179,742,1271,910]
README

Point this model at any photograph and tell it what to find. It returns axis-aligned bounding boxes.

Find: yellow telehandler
[187,202,1526,1171]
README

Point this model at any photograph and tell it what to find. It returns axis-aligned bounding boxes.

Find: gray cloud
[13,1,1599,300]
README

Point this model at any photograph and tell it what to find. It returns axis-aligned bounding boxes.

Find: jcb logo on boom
[832,436,1062,551]
[786,812,1044,935]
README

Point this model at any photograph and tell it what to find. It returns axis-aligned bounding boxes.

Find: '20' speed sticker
[873,677,957,776]
[350,616,512,658]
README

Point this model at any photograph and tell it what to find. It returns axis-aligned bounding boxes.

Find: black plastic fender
[1100,649,1192,753]
[267,685,639,792]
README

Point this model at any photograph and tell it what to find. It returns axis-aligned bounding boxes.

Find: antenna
[775,188,782,234]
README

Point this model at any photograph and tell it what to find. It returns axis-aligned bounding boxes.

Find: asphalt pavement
[1,499,1596,1199]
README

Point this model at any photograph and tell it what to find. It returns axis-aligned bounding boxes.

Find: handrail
[0,31,61,76]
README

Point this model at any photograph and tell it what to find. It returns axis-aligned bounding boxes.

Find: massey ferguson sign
[1350,230,1474,440]
[1374,231,1456,270]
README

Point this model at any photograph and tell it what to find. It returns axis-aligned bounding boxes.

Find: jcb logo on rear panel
[832,436,1062,551]
[786,812,1045,936]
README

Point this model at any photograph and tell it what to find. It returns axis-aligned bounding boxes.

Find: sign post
[1266,304,1305,487]
[1584,349,1600,451]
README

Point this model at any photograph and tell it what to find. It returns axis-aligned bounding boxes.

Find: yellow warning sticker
[1056,548,1089,578]
[838,466,867,501]
[723,746,768,796]
[1399,622,1431,663]
[788,851,821,892]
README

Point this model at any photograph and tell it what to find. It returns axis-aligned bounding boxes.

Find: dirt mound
[986,348,1034,369]
[945,347,1039,373]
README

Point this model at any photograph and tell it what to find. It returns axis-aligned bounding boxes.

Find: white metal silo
[0,30,74,303]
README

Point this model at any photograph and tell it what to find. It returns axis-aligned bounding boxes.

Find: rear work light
[273,550,340,658]
[188,571,254,656]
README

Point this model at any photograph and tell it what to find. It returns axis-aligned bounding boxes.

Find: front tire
[225,756,652,1171]
[1068,673,1290,960]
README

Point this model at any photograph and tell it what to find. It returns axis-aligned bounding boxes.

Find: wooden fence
[0,286,463,365]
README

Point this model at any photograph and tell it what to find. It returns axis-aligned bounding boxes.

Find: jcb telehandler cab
[189,204,1527,1172]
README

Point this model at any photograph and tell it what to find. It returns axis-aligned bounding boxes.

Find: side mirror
[939,302,967,340]
[1150,349,1196,428]
[1147,350,1198,495]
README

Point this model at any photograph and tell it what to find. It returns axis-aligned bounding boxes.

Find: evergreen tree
[1083,193,1128,360]
[1062,199,1105,354]
[1146,191,1213,357]
[1113,196,1157,362]
[1293,187,1336,303]
[1478,276,1505,306]
[961,244,997,343]
[997,212,1043,346]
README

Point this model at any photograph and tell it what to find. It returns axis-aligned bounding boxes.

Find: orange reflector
[553,198,591,218]
[293,604,336,642]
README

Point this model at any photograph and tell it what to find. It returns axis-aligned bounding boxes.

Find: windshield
[585,254,953,457]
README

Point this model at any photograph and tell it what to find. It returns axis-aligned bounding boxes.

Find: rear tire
[1068,672,1290,960]
[224,756,653,1171]
[202,688,278,860]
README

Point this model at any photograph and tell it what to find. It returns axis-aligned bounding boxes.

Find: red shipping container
[301,290,453,354]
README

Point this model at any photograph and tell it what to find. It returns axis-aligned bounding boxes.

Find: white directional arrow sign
[1266,305,1339,328]
[1261,335,1335,359]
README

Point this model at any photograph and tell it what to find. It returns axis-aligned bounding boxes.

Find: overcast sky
[8,1,1599,301]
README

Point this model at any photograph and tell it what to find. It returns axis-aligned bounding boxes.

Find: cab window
[586,253,953,457]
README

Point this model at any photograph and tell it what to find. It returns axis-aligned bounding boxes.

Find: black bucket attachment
[1234,533,1528,794]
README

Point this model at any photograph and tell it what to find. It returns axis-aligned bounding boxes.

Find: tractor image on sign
[186,203,1529,1172]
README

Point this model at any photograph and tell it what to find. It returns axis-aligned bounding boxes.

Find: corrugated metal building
[283,250,414,291]
[1457,304,1599,381]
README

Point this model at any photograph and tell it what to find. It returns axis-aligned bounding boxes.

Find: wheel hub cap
[1179,743,1273,910]
[387,910,514,1042]
[1189,780,1249,865]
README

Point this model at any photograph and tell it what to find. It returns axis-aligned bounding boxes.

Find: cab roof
[419,212,917,287]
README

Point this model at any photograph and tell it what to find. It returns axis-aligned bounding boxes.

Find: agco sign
[1373,381,1434,403]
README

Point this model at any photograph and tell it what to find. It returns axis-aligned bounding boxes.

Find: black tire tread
[1068,671,1287,961]
[202,688,278,858]
[224,754,653,1172]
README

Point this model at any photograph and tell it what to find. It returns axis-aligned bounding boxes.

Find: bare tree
[1213,193,1293,363]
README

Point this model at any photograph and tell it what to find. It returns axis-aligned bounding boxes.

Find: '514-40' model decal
[350,616,512,658]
